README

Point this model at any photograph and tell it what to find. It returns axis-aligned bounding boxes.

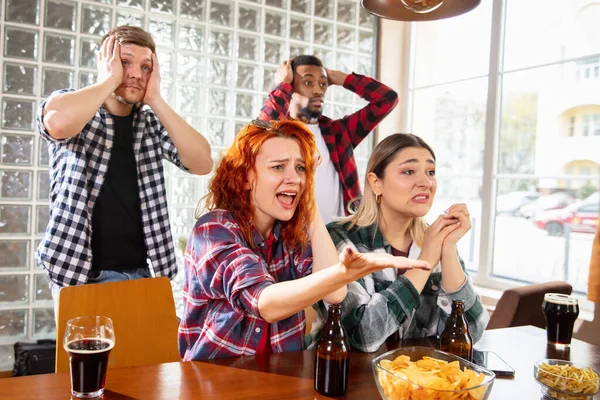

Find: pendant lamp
[361,0,481,21]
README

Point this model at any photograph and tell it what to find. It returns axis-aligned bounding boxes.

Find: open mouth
[412,194,429,202]
[276,191,298,207]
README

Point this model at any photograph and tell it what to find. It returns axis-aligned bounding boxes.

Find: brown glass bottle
[314,304,350,397]
[440,299,473,362]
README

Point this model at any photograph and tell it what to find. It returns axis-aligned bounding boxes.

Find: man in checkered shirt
[36,26,213,301]
[259,55,399,224]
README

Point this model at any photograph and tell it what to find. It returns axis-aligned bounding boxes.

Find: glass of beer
[63,316,115,398]
[542,293,579,348]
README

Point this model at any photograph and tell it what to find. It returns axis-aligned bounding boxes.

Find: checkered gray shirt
[36,89,188,287]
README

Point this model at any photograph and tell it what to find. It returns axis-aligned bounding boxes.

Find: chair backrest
[486,281,573,330]
[55,277,180,373]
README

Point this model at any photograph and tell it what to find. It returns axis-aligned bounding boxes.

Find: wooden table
[0,325,598,399]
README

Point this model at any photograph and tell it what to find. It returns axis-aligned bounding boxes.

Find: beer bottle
[440,299,473,362]
[314,304,350,397]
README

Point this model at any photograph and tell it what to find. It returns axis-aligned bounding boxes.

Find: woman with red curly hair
[178,120,430,360]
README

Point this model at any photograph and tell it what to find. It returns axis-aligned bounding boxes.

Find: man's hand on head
[276,59,294,85]
[325,68,348,86]
[142,53,162,107]
[97,35,124,91]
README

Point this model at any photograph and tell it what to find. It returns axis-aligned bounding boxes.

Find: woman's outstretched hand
[339,246,430,279]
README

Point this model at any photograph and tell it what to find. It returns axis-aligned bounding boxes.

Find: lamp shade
[361,0,481,21]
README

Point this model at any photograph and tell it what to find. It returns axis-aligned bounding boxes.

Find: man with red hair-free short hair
[259,55,399,224]
[36,26,213,305]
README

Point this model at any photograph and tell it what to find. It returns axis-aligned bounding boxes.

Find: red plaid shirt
[178,210,313,360]
[258,73,398,214]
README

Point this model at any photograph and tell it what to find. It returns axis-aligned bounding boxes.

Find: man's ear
[366,172,380,194]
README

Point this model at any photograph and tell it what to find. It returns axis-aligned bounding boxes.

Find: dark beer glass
[542,293,579,348]
[63,316,115,398]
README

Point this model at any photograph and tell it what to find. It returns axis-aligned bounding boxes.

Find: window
[575,56,600,81]
[580,203,599,213]
[568,117,575,137]
[583,114,600,136]
[583,115,591,136]
[408,0,600,298]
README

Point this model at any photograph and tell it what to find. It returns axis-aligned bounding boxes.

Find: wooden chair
[486,281,573,330]
[55,277,181,373]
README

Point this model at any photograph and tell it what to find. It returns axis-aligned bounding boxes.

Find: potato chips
[377,355,488,400]
[536,362,599,400]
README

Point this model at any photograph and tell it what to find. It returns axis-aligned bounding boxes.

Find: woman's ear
[367,172,380,195]
[245,170,255,191]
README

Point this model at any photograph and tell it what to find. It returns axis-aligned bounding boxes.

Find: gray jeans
[51,268,152,322]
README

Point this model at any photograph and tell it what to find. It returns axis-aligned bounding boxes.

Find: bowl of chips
[534,359,600,400]
[372,346,495,400]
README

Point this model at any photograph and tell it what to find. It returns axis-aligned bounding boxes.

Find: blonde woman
[307,133,489,352]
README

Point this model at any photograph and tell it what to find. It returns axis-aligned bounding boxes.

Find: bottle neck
[329,304,342,316]
[448,314,468,328]
[321,305,346,339]
[445,309,471,337]
[451,301,465,315]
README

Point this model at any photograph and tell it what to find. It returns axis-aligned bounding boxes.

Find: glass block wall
[0,0,376,370]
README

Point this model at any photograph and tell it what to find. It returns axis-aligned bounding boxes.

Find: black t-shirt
[91,111,147,270]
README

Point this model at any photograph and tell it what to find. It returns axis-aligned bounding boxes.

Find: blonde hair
[341,133,436,248]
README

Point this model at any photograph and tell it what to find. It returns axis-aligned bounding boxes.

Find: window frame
[404,0,600,296]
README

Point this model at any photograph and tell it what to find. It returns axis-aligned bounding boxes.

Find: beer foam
[544,293,578,305]
[64,338,115,354]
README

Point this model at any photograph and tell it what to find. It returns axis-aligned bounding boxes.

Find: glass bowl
[533,359,600,400]
[372,346,495,400]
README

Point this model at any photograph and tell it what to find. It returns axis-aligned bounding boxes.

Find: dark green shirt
[306,221,489,353]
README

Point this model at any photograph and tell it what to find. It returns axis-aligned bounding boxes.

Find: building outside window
[408,0,600,304]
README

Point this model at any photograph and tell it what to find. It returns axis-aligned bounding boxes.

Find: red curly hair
[200,120,318,249]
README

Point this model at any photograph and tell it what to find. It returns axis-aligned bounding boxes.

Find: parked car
[517,192,576,219]
[533,201,599,236]
[496,191,540,216]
